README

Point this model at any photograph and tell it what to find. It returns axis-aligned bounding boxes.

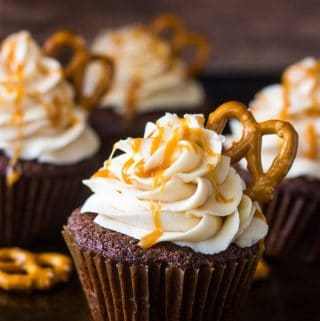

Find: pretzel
[43,31,113,110]
[0,248,72,292]
[150,14,210,76]
[254,259,271,281]
[207,101,298,202]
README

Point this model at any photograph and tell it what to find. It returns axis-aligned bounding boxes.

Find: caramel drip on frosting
[139,202,162,248]
[207,164,234,204]
[1,33,75,186]
[125,76,141,120]
[281,60,320,119]
[280,60,320,160]
[94,116,223,248]
[305,123,317,159]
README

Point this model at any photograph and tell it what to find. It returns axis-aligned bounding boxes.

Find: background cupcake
[83,14,210,153]
[64,102,297,321]
[0,31,100,245]
[231,57,320,262]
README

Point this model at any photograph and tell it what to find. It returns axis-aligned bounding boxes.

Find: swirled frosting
[86,26,205,114]
[82,113,268,254]
[231,57,320,178]
[0,31,100,183]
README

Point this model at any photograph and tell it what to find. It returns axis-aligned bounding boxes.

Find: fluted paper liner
[0,158,97,246]
[264,183,320,262]
[64,228,263,321]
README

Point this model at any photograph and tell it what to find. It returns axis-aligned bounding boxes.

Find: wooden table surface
[1,0,320,73]
[0,75,319,321]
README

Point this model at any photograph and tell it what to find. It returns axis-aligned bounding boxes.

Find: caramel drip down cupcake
[0,31,100,245]
[64,101,297,321]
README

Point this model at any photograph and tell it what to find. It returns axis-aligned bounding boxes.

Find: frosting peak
[88,22,206,115]
[244,57,320,178]
[82,113,268,254]
[0,31,99,184]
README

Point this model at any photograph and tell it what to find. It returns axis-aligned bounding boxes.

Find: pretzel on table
[0,248,72,292]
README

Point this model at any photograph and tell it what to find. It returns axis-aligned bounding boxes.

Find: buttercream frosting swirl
[0,31,100,183]
[82,113,267,254]
[86,25,205,114]
[231,57,320,178]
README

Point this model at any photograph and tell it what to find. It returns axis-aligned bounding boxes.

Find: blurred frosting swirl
[86,25,205,114]
[0,31,99,177]
[231,57,320,178]
[82,113,267,254]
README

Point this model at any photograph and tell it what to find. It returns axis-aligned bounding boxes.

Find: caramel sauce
[132,138,143,153]
[207,164,234,204]
[150,127,164,154]
[121,157,134,184]
[91,168,115,179]
[125,76,141,119]
[305,123,317,159]
[281,60,320,119]
[139,202,162,248]
[1,35,74,186]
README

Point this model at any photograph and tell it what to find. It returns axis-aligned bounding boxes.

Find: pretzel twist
[43,31,113,110]
[207,101,298,202]
[150,14,210,76]
[0,248,72,292]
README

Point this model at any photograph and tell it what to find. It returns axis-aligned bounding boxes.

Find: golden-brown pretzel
[150,13,185,54]
[0,248,72,292]
[207,101,298,202]
[43,30,87,78]
[176,32,210,76]
[150,14,210,76]
[43,31,113,110]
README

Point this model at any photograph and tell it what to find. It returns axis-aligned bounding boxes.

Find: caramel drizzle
[280,61,320,159]
[139,202,162,248]
[1,36,76,186]
[125,76,141,120]
[305,123,317,159]
[207,164,234,204]
[94,117,224,249]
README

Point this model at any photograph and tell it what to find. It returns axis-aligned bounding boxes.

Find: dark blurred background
[1,0,320,74]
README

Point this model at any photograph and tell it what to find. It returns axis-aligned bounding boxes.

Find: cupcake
[231,57,320,262]
[85,14,210,152]
[64,101,297,321]
[0,31,100,245]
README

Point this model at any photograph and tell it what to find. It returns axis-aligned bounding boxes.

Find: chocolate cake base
[64,209,263,321]
[0,153,99,246]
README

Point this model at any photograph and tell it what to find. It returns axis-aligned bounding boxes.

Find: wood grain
[0,0,320,73]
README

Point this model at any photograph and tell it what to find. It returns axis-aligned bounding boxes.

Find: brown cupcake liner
[263,183,320,262]
[63,228,263,321]
[0,157,98,246]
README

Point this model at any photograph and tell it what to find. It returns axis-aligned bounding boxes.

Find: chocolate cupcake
[0,31,100,245]
[231,57,320,262]
[85,14,210,153]
[64,102,297,321]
